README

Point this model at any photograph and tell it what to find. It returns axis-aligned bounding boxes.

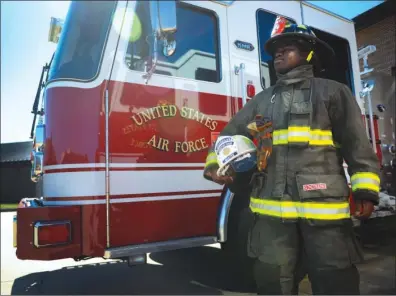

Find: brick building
[0,141,36,204]
[353,0,395,194]
[353,0,396,76]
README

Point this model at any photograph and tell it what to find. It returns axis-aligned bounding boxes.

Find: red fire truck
[14,0,395,267]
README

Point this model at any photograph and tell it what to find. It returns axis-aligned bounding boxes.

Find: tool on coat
[247,115,273,171]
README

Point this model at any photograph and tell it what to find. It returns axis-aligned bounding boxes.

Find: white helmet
[214,135,257,176]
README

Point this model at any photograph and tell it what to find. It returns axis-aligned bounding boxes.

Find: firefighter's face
[273,43,306,74]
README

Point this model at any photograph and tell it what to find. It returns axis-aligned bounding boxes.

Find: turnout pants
[248,215,363,295]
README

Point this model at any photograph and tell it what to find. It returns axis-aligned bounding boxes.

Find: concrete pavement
[1,211,256,295]
[1,211,395,295]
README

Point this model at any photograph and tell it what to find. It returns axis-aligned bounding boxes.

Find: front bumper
[13,198,83,261]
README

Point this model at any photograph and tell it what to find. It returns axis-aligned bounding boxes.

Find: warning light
[33,221,71,248]
[247,84,256,98]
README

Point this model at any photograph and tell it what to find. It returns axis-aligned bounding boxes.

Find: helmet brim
[264,33,335,58]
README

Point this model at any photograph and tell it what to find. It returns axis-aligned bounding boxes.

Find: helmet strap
[306,50,314,62]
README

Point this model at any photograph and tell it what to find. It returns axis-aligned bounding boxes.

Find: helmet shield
[231,152,257,173]
[214,135,257,176]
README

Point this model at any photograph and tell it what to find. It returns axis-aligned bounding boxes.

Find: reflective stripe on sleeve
[350,172,380,192]
[204,152,218,168]
[249,198,350,220]
[273,127,334,146]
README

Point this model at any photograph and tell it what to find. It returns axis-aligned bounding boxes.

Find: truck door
[225,1,302,108]
[105,0,231,248]
[299,3,362,186]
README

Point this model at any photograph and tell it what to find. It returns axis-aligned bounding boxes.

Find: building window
[125,1,221,83]
[392,66,395,77]
[256,10,296,89]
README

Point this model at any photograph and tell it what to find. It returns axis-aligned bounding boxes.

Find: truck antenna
[300,1,305,24]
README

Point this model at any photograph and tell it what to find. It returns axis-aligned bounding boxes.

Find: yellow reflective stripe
[272,130,288,145]
[272,127,334,146]
[288,126,310,132]
[273,130,288,139]
[249,206,350,220]
[249,198,350,220]
[350,172,380,192]
[204,152,218,168]
[302,212,351,220]
[250,198,350,209]
[352,183,379,192]
[287,126,310,142]
[350,172,380,182]
[249,205,299,218]
[249,199,299,218]
[302,203,347,209]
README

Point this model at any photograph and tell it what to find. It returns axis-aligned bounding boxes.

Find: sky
[0,0,384,143]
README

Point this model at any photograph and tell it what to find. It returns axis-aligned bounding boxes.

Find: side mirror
[150,0,177,57]
[143,1,177,83]
[48,17,64,44]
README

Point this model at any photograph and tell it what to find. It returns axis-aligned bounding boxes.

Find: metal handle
[218,63,248,245]
[234,63,247,107]
[361,80,377,154]
[366,90,377,154]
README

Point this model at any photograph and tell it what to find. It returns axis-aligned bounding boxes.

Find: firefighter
[203,18,380,295]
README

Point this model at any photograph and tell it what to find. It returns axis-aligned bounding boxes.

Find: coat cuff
[350,172,380,205]
[352,190,379,205]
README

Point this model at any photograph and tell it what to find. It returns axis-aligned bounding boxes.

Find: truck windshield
[47,1,116,82]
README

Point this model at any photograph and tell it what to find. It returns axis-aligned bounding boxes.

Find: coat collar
[275,64,314,87]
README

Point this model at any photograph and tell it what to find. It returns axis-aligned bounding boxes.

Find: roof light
[210,1,235,6]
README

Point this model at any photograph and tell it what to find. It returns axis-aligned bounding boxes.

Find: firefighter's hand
[354,200,375,219]
[206,168,234,185]
[212,174,234,185]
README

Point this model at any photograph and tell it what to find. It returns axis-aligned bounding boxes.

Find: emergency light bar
[48,17,64,44]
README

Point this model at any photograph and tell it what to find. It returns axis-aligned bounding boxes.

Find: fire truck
[14,0,395,269]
